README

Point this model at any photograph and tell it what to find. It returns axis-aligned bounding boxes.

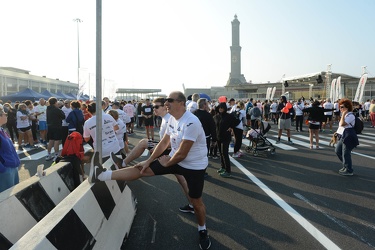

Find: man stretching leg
[89,91,211,249]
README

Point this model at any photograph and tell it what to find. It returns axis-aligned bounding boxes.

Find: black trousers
[218,140,231,173]
[233,128,243,153]
[295,115,303,131]
[6,122,18,141]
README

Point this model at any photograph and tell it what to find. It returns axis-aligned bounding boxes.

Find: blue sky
[1,0,374,97]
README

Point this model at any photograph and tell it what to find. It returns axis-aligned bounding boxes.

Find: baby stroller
[245,119,275,156]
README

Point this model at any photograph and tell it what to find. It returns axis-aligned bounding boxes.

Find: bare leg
[315,130,320,147]
[146,127,150,139]
[150,128,154,140]
[47,139,54,154]
[286,129,291,138]
[111,165,155,181]
[124,139,148,165]
[277,129,282,138]
[26,130,34,146]
[309,129,313,146]
[175,174,191,204]
[18,132,23,146]
[191,197,206,226]
[54,140,61,154]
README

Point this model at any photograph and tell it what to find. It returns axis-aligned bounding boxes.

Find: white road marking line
[242,138,296,150]
[352,151,375,160]
[294,193,373,248]
[230,158,340,249]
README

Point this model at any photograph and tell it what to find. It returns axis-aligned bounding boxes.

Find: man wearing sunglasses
[90,91,211,249]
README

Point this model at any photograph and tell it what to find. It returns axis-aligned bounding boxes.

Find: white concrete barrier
[0,162,77,249]
[11,178,137,249]
[1,157,137,250]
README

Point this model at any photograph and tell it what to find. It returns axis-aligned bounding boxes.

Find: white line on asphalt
[230,158,341,249]
[352,151,375,160]
[294,193,374,248]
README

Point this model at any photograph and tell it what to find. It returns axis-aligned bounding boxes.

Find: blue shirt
[0,128,20,173]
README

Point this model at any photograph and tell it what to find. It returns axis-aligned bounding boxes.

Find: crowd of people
[1,93,374,249]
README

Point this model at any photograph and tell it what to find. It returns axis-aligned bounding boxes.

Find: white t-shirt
[234,109,245,130]
[113,108,131,124]
[16,111,30,128]
[336,112,356,135]
[166,111,208,170]
[123,103,135,118]
[187,101,198,113]
[334,102,339,112]
[294,103,304,116]
[323,102,334,115]
[270,103,278,113]
[159,113,171,139]
[62,106,72,126]
[115,118,127,149]
[36,105,47,121]
[83,112,120,158]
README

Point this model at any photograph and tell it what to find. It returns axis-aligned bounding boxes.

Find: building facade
[0,67,78,97]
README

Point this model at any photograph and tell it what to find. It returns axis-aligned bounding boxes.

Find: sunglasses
[166,98,180,103]
[153,105,164,109]
[340,106,345,109]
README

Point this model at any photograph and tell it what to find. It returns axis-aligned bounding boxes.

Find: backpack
[252,107,261,117]
[350,114,364,134]
[231,110,241,121]
[61,132,84,160]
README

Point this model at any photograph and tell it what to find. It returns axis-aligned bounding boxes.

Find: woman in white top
[232,101,246,158]
[107,109,128,158]
[334,99,359,176]
[16,103,37,150]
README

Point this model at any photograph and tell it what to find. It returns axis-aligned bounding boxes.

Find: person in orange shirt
[81,103,92,121]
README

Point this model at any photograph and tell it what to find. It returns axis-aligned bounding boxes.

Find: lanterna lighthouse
[226,14,247,86]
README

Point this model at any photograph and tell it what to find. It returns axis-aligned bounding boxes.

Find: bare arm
[159,139,193,167]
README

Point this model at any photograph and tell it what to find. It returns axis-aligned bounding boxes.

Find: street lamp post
[73,18,83,96]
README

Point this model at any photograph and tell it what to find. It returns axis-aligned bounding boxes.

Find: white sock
[122,161,127,167]
[198,224,206,231]
[189,204,193,208]
[98,170,112,181]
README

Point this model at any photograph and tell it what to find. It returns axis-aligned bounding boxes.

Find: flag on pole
[271,87,276,100]
[354,73,368,103]
[330,78,336,101]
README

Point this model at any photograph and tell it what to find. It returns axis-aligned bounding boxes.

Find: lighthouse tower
[226,15,247,86]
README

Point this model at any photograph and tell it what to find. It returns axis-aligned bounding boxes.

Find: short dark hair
[48,97,58,105]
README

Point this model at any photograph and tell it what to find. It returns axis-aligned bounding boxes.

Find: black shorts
[18,126,31,133]
[149,160,206,199]
[324,115,333,121]
[309,123,320,130]
[47,126,63,140]
[144,117,154,127]
[147,140,171,156]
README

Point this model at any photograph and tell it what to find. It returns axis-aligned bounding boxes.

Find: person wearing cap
[276,96,293,144]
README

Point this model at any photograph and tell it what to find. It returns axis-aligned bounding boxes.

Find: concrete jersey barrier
[0,162,78,248]
[1,159,137,250]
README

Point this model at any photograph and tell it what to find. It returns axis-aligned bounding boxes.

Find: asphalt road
[17,122,375,250]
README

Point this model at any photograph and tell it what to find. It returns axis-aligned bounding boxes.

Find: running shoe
[45,154,53,161]
[110,152,122,170]
[199,230,211,250]
[217,168,225,174]
[220,171,231,178]
[88,151,106,183]
[179,204,195,214]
